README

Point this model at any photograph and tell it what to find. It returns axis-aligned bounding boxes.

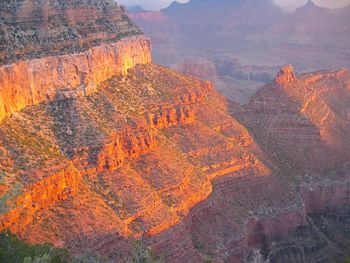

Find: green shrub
[0,231,69,263]
[73,253,107,263]
[129,240,159,263]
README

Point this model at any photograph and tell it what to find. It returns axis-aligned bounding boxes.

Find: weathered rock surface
[0,64,270,262]
[0,0,151,124]
[1,1,350,263]
[0,163,81,233]
[2,61,350,263]
[0,0,142,65]
[233,66,350,262]
[0,36,151,124]
[275,64,296,85]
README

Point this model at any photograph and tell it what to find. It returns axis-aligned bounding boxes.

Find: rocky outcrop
[0,63,269,262]
[0,35,151,124]
[0,163,81,233]
[1,56,350,263]
[0,0,151,124]
[0,0,142,64]
[1,1,350,262]
[231,65,350,262]
[72,104,199,176]
[274,64,296,86]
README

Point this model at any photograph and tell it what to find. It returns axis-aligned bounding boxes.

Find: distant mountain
[291,0,331,20]
[333,3,350,20]
[127,5,146,13]
[272,0,349,37]
[162,0,285,26]
[133,0,350,104]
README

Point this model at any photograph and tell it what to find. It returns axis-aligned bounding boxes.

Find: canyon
[130,0,350,104]
[0,0,350,263]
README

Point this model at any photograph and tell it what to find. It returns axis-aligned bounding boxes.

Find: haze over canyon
[130,0,350,103]
[0,0,350,263]
[121,0,350,10]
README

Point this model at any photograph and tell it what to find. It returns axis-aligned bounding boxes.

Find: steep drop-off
[233,65,350,263]
[1,1,350,263]
[2,62,350,263]
[0,36,151,124]
[131,0,350,104]
[0,0,142,64]
[0,63,272,262]
[0,0,151,124]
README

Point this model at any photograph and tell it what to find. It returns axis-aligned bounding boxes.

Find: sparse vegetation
[0,182,23,214]
[72,253,107,263]
[0,0,142,65]
[0,170,6,181]
[244,249,270,263]
[129,240,159,263]
[0,231,108,263]
[0,231,69,263]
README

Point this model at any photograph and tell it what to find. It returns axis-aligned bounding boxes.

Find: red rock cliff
[0,36,151,124]
[0,163,81,233]
[274,64,296,86]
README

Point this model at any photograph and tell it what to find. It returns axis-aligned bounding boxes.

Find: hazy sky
[119,0,350,10]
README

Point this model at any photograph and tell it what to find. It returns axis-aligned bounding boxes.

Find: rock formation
[233,66,350,262]
[274,64,296,85]
[0,36,151,124]
[0,63,269,262]
[132,0,350,104]
[0,0,151,124]
[1,62,350,262]
[1,1,350,263]
[0,0,142,65]
[176,59,217,79]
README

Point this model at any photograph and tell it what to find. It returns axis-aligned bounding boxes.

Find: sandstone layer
[1,1,350,262]
[232,65,350,262]
[0,35,151,124]
[0,0,151,124]
[0,63,272,262]
[0,0,142,65]
[1,63,350,263]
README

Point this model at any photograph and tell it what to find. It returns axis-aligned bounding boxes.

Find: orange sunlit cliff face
[1,0,350,263]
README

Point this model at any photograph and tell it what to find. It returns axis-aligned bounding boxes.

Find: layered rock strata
[1,1,350,262]
[0,163,81,233]
[232,66,350,263]
[0,0,142,64]
[1,60,350,263]
[0,63,271,262]
[0,0,151,124]
[0,35,151,124]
